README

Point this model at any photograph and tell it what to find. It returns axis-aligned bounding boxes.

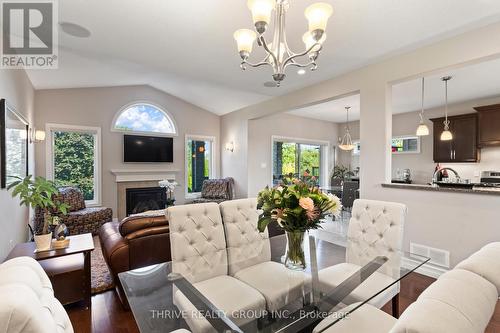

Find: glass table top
[119,233,429,333]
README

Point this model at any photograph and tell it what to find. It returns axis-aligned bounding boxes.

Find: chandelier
[234,0,333,87]
[339,106,355,151]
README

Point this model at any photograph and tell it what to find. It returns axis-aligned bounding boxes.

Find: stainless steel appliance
[477,171,500,188]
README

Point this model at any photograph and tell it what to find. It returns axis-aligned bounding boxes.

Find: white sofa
[314,242,500,333]
[0,256,74,333]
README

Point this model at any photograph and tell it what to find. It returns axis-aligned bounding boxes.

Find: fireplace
[126,187,166,216]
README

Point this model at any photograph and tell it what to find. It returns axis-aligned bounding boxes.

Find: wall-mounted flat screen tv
[124,135,173,162]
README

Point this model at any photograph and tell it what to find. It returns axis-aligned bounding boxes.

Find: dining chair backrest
[346,199,406,277]
[220,198,271,275]
[331,178,343,187]
[341,181,359,209]
[167,203,228,283]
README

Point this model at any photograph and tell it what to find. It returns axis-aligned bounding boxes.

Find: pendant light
[440,76,453,141]
[339,106,355,151]
[416,77,430,136]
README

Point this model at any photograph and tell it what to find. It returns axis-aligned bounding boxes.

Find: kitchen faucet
[432,167,461,184]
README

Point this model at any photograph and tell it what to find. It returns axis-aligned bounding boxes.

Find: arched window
[112,102,177,136]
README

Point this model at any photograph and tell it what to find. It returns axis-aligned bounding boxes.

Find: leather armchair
[0,256,74,333]
[318,199,406,316]
[99,212,170,307]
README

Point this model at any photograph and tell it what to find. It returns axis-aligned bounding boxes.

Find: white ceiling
[25,0,500,115]
[288,56,500,123]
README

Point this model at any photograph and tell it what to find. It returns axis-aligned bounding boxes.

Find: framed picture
[0,99,29,188]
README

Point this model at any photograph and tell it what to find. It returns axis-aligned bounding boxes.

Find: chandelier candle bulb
[247,0,275,32]
[305,3,333,38]
[234,29,257,55]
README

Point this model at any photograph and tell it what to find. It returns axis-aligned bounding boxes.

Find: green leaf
[257,216,272,233]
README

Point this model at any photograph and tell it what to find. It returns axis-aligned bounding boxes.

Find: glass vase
[284,231,306,270]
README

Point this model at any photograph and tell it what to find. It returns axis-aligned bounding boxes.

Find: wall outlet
[9,239,14,249]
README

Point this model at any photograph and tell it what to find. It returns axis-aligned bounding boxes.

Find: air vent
[410,242,450,268]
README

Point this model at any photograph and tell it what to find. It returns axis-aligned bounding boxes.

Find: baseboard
[402,257,448,279]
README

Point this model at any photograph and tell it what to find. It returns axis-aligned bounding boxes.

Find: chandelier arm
[243,60,272,68]
[282,43,322,69]
[259,36,279,71]
[284,60,316,69]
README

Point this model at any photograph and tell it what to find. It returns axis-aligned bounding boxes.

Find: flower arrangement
[159,179,179,207]
[257,177,341,270]
[257,178,341,233]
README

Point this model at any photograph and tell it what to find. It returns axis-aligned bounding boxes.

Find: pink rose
[299,197,315,211]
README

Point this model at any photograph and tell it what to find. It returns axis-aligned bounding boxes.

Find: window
[185,135,215,195]
[112,103,177,136]
[272,137,329,187]
[46,124,101,206]
[392,135,420,154]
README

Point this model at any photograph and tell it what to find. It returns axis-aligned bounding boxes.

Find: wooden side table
[6,233,95,308]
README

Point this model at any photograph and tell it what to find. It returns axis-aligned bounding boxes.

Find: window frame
[45,123,102,207]
[270,135,330,188]
[391,135,421,154]
[185,134,217,199]
[111,101,178,137]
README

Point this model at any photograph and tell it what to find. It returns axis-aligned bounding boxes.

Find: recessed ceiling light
[59,22,91,38]
[297,69,306,75]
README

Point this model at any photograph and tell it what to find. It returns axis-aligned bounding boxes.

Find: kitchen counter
[382,183,500,196]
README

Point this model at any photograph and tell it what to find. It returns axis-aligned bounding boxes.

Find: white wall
[222,21,500,267]
[34,85,220,217]
[0,70,35,261]
[247,113,339,197]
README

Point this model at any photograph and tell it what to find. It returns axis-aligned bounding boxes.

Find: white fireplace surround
[110,169,179,182]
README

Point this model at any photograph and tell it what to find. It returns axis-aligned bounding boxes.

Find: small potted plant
[159,179,179,207]
[8,175,69,251]
[257,177,341,270]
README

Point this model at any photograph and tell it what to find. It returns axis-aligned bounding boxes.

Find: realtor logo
[1,0,58,68]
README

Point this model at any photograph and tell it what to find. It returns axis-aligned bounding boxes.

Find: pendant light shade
[416,77,429,136]
[339,106,355,151]
[440,76,453,141]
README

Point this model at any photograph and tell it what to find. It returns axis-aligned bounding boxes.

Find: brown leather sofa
[99,212,170,307]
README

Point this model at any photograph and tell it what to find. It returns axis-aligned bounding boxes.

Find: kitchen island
[382,183,500,196]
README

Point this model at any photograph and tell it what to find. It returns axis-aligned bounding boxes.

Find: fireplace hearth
[126,187,166,216]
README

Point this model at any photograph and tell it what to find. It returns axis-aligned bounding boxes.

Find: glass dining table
[119,233,429,333]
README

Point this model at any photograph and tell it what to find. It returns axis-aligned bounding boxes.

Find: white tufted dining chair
[219,198,309,312]
[318,199,406,317]
[167,202,266,333]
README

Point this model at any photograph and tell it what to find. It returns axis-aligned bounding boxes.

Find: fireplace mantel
[110,169,179,182]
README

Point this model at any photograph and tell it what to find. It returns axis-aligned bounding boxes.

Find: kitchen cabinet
[431,113,479,163]
[474,103,500,147]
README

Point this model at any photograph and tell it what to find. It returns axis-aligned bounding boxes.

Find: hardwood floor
[68,272,500,333]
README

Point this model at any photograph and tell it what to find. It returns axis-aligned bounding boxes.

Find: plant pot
[284,231,306,271]
[34,233,52,252]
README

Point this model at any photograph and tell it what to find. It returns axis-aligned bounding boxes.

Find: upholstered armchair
[0,257,74,333]
[190,177,235,204]
[34,186,112,236]
[318,199,406,317]
[167,202,266,333]
[219,198,308,312]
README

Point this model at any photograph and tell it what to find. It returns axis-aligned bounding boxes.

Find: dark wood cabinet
[474,104,500,147]
[431,113,479,163]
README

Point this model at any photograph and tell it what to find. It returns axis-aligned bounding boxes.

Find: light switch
[260,163,267,168]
